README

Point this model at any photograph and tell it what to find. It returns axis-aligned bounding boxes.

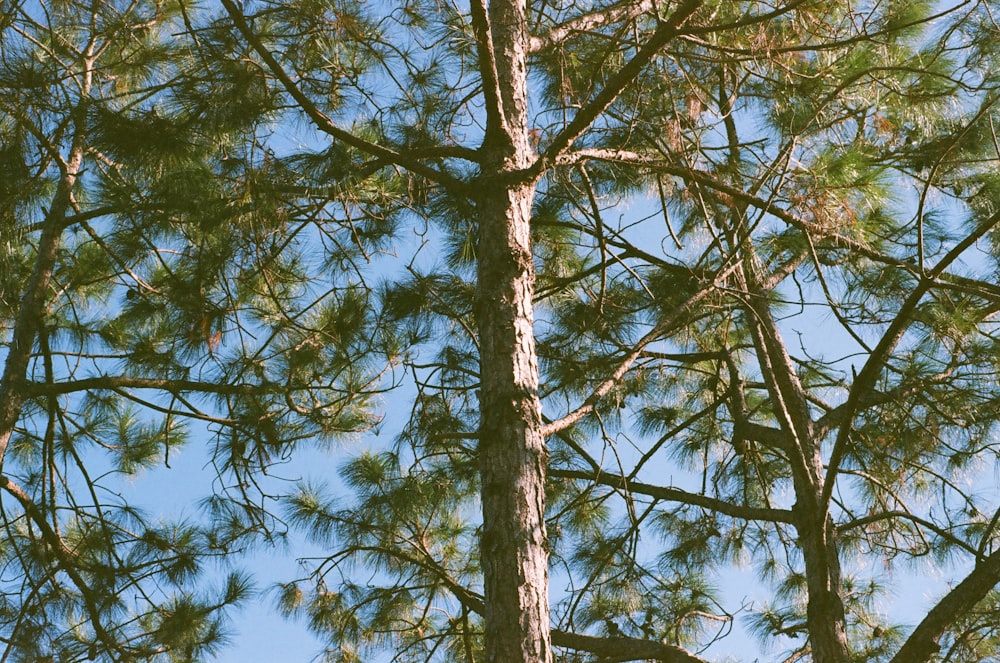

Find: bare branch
[468,0,506,139]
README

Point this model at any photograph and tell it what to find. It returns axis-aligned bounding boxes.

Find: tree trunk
[796,498,850,663]
[477,176,550,663]
[474,1,551,662]
[742,284,851,663]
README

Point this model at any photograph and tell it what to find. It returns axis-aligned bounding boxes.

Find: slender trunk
[742,283,850,662]
[474,1,551,661]
[0,106,86,466]
[795,496,850,662]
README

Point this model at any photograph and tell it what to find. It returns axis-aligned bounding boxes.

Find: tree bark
[477,175,549,663]
[472,1,551,662]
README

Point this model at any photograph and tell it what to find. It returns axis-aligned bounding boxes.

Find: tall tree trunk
[473,1,552,662]
[796,496,850,662]
[477,176,549,663]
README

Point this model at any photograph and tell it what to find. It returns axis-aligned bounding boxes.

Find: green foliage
[3,0,1000,661]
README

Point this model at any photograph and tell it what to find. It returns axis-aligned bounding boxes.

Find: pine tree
[5,1,1000,662]
[215,0,1000,661]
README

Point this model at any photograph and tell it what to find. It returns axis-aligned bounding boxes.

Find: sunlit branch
[538,0,703,168]
[468,0,505,140]
[528,0,656,54]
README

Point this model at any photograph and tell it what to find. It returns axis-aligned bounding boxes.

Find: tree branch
[890,547,1000,663]
[468,0,505,139]
[528,0,656,54]
[838,510,978,557]
[538,0,703,167]
[0,475,125,661]
[551,628,711,663]
[0,103,87,468]
[542,261,739,437]
[217,0,469,192]
[23,375,296,398]
[822,208,1000,512]
[549,468,795,523]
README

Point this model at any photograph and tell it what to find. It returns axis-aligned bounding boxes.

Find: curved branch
[0,104,87,467]
[217,0,469,192]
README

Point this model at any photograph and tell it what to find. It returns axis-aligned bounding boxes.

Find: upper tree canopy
[2,0,1000,662]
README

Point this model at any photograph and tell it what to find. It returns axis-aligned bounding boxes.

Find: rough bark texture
[473,1,551,662]
[477,176,549,663]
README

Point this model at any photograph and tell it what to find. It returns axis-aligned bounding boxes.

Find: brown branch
[557,148,900,268]
[560,148,1000,301]
[549,468,795,523]
[528,0,656,53]
[889,547,1000,663]
[468,0,505,139]
[0,104,87,467]
[737,421,791,452]
[813,372,953,441]
[349,530,716,663]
